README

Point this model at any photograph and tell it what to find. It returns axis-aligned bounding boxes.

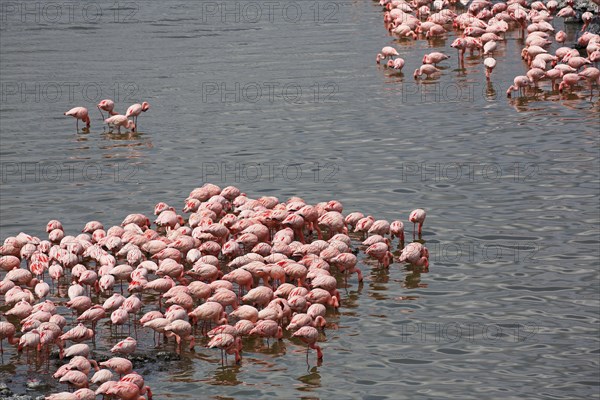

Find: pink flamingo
[99,357,133,377]
[242,286,274,308]
[111,337,137,355]
[64,107,90,130]
[97,99,117,120]
[365,242,393,268]
[484,57,497,81]
[330,252,362,282]
[125,102,150,126]
[376,46,400,64]
[105,381,144,400]
[164,319,195,352]
[527,68,546,87]
[387,58,405,70]
[62,343,90,359]
[556,6,576,19]
[120,372,153,399]
[559,73,583,93]
[506,75,530,98]
[422,52,450,66]
[578,67,600,95]
[207,333,242,364]
[105,115,136,133]
[581,12,594,31]
[142,317,170,345]
[414,64,440,79]
[91,369,114,386]
[292,326,323,360]
[399,242,429,267]
[249,320,283,344]
[0,321,18,353]
[59,323,94,344]
[368,220,390,236]
[59,370,89,389]
[409,208,426,237]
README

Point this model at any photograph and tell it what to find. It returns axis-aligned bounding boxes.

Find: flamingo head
[128,120,136,132]
[376,54,383,64]
[141,102,150,112]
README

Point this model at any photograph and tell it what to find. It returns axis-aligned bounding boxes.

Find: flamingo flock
[0,183,429,399]
[376,0,600,98]
[64,100,150,133]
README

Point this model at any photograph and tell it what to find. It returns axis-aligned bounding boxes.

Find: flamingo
[125,102,150,126]
[110,337,137,355]
[97,99,117,120]
[99,357,133,377]
[527,68,546,87]
[414,64,441,79]
[292,326,323,360]
[207,333,242,364]
[409,209,426,237]
[64,107,90,130]
[559,73,583,93]
[387,58,405,70]
[0,321,18,353]
[105,115,136,133]
[483,40,497,56]
[422,52,450,66]
[578,67,600,95]
[376,46,400,63]
[484,57,497,81]
[506,75,530,98]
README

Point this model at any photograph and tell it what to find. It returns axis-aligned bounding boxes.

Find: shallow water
[1,1,599,399]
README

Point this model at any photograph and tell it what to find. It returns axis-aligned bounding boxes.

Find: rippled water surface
[1,1,599,399]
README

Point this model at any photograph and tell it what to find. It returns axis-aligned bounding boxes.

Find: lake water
[0,1,599,399]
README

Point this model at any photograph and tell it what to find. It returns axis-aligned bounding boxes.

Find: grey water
[0,1,599,399]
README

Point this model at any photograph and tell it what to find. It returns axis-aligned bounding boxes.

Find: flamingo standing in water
[506,76,530,98]
[484,57,497,80]
[0,321,18,354]
[97,99,118,121]
[387,58,405,70]
[292,326,323,360]
[414,64,440,79]
[207,333,242,364]
[578,67,600,95]
[125,102,150,126]
[376,46,400,64]
[409,209,426,238]
[105,115,136,133]
[558,73,583,93]
[64,107,90,130]
[422,52,450,66]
